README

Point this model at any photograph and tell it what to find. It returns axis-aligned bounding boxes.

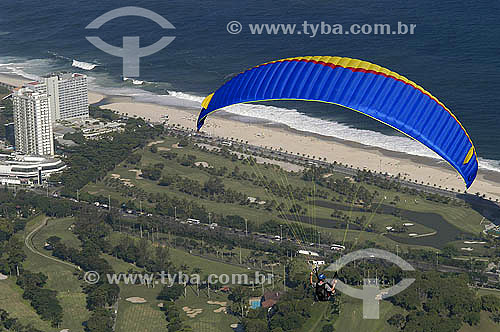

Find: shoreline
[256,119,500,184]
[103,100,500,201]
[1,72,500,202]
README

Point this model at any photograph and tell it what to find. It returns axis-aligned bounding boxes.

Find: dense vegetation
[16,271,63,327]
[88,105,120,122]
[385,272,496,332]
[1,107,500,331]
[0,308,44,332]
[54,118,164,197]
[0,208,63,328]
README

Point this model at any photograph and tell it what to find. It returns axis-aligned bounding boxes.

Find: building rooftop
[40,72,87,80]
[263,291,282,302]
[0,154,61,166]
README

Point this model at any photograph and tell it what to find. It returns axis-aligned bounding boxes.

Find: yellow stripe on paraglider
[259,56,453,117]
[463,147,474,164]
[201,93,214,109]
[205,56,477,166]
[198,97,473,187]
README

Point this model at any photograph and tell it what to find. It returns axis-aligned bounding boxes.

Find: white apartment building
[32,73,89,121]
[12,87,54,156]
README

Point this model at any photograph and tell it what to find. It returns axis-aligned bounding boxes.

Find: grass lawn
[334,296,403,332]
[334,294,500,332]
[17,216,90,331]
[103,253,144,274]
[476,288,500,298]
[111,252,242,332]
[384,189,484,235]
[0,278,54,331]
[23,217,81,292]
[57,292,89,332]
[32,217,81,249]
[448,240,490,255]
[303,301,331,332]
[176,291,238,332]
[115,283,166,332]
[85,136,486,252]
[168,247,253,276]
[458,311,500,332]
[107,231,253,276]
[105,229,265,331]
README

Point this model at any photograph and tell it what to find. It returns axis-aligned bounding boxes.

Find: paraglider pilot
[310,268,337,301]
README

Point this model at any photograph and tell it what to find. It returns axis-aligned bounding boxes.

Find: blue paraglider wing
[197,56,478,188]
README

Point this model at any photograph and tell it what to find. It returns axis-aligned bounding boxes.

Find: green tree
[86,308,114,332]
[322,324,335,332]
[157,284,184,302]
[243,318,268,332]
[387,313,405,330]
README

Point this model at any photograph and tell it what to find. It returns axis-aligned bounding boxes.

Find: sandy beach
[105,101,500,202]
[1,73,500,202]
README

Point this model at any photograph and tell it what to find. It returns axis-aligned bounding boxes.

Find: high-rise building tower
[12,87,54,156]
[32,73,89,121]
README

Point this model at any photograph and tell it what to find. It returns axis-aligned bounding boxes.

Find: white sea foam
[72,59,98,70]
[478,158,500,173]
[167,90,437,157]
[2,66,41,81]
[123,77,145,85]
[166,90,500,174]
[47,51,69,60]
[0,57,53,81]
[166,90,204,103]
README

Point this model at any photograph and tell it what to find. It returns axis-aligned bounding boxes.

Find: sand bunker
[182,306,203,318]
[195,161,211,168]
[126,297,147,304]
[110,173,134,187]
[207,300,227,313]
[122,179,134,187]
[147,140,164,147]
[172,143,184,149]
[207,301,227,306]
[0,273,8,280]
[158,147,171,151]
[129,169,143,179]
[247,197,266,205]
[195,143,220,152]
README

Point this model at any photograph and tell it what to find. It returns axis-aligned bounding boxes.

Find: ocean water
[1,0,499,172]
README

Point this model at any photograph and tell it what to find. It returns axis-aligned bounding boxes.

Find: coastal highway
[169,126,463,199]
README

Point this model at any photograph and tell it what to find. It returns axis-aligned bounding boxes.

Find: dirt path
[24,217,79,270]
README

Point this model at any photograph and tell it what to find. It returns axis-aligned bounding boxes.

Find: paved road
[173,127,462,199]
